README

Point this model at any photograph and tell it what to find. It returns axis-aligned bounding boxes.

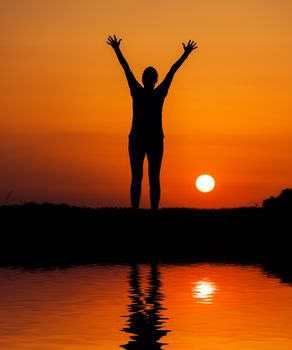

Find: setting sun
[195,175,215,193]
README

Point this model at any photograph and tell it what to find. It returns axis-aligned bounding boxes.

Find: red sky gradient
[1,0,292,208]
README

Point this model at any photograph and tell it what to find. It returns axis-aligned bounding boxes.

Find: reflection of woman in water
[107,35,197,210]
[121,263,169,350]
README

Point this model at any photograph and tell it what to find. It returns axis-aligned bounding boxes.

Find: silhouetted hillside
[0,201,291,275]
[263,188,292,209]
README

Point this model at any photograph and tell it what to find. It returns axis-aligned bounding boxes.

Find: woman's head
[142,66,158,88]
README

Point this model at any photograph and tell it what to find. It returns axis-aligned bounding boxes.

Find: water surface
[1,263,292,349]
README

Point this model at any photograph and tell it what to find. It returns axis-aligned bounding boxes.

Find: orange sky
[1,0,292,208]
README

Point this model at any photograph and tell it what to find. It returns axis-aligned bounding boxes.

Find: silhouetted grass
[0,202,291,276]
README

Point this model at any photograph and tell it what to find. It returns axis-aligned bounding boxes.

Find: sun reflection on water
[192,279,218,304]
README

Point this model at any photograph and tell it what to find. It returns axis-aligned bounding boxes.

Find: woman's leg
[147,139,164,210]
[129,138,145,209]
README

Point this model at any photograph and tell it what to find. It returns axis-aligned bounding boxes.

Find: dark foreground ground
[0,203,291,282]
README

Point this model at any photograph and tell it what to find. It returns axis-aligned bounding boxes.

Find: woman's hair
[142,66,158,87]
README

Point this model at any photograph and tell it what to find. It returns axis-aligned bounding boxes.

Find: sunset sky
[1,0,292,208]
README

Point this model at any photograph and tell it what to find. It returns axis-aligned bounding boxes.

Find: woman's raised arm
[107,35,141,95]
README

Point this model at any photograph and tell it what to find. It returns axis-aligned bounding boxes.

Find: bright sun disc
[196,174,215,193]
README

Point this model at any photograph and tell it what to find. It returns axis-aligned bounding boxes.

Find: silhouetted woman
[107,35,197,210]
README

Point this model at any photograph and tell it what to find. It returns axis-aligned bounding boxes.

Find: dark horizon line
[3,187,291,210]
[0,200,263,211]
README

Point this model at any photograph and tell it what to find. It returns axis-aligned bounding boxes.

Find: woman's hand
[107,35,122,50]
[182,40,198,54]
